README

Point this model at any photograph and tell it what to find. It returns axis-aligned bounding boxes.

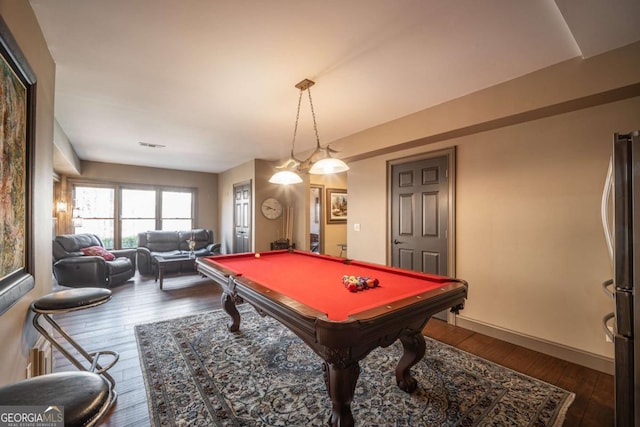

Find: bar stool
[0,371,112,427]
[31,287,119,404]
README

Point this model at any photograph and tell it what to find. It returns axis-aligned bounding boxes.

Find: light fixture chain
[270,78,349,184]
[307,87,321,149]
[290,89,304,157]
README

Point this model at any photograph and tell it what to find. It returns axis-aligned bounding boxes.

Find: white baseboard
[454,315,614,375]
[28,335,53,378]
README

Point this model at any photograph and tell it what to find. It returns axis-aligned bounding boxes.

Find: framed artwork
[0,16,36,315]
[327,188,347,224]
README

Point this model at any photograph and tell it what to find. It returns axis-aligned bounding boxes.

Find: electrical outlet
[606,325,614,343]
[354,223,361,232]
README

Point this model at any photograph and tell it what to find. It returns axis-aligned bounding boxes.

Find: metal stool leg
[32,312,119,394]
[30,288,119,408]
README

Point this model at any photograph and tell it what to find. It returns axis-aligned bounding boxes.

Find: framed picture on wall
[0,16,36,315]
[327,188,347,224]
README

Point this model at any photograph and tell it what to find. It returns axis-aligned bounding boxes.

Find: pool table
[196,250,468,427]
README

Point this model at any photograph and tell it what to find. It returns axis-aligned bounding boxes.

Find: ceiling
[29,0,640,175]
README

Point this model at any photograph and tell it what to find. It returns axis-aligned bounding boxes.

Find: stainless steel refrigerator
[602,130,640,426]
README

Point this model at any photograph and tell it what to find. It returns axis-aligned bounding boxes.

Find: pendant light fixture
[269,79,349,185]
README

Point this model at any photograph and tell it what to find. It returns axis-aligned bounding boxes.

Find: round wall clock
[261,197,283,220]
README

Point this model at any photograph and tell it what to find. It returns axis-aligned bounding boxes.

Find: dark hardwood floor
[50,273,613,426]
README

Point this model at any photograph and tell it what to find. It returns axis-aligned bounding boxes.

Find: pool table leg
[322,361,359,427]
[395,332,426,393]
[221,292,240,332]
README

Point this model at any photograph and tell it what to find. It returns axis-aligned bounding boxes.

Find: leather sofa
[53,234,136,288]
[136,229,220,275]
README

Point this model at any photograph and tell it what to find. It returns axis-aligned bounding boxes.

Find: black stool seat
[32,288,111,313]
[0,372,112,427]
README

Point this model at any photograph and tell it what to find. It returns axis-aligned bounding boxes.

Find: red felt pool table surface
[205,250,455,321]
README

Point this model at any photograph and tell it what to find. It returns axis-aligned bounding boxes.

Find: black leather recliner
[52,234,136,288]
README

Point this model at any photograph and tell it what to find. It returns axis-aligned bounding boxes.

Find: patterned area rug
[135,305,574,426]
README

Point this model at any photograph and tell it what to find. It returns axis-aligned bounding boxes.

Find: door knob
[393,239,405,244]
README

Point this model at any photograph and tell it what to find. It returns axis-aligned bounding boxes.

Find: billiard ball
[255,253,260,258]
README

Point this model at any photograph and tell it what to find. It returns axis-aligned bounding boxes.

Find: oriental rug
[135,305,574,426]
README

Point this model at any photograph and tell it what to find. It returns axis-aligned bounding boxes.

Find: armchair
[53,234,136,288]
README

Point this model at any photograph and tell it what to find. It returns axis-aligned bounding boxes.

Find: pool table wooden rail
[197,256,467,347]
[197,254,468,427]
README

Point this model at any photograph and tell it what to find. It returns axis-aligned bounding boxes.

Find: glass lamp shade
[269,170,303,184]
[56,200,68,213]
[308,157,349,175]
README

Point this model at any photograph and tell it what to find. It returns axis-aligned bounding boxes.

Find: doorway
[309,185,323,253]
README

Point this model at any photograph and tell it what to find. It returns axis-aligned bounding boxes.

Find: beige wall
[349,97,639,362]
[254,160,302,252]
[0,1,56,385]
[456,99,634,358]
[338,43,640,367]
[71,161,219,235]
[218,159,305,254]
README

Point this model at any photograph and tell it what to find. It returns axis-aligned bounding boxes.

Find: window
[121,189,156,248]
[72,182,195,249]
[162,191,193,231]
[73,186,115,248]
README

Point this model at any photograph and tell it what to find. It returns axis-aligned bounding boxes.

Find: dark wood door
[391,155,449,275]
[233,182,251,253]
